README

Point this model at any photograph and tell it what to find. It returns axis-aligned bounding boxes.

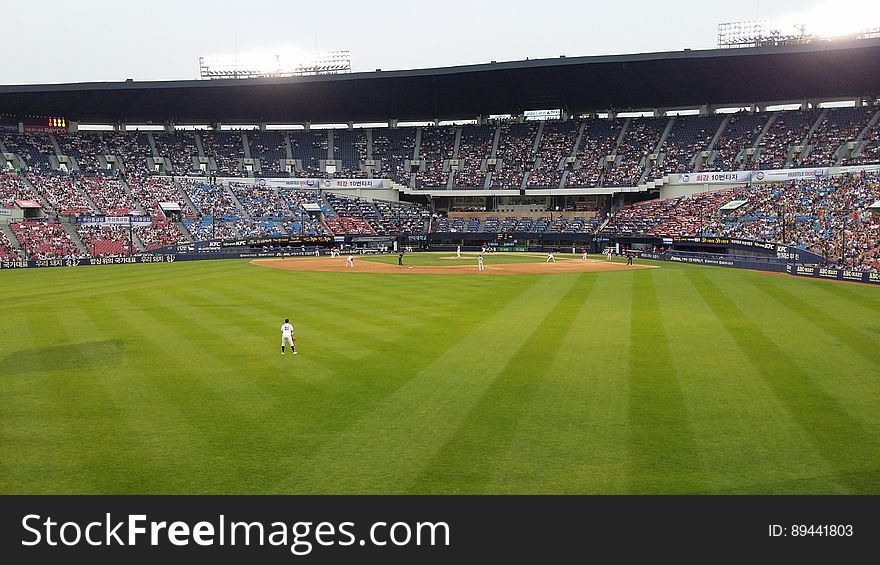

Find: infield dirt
[252,255,655,275]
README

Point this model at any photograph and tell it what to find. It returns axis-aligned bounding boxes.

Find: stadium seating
[565,119,622,188]
[55,132,108,175]
[699,111,767,172]
[127,176,184,215]
[601,173,880,271]
[492,122,538,188]
[797,106,874,167]
[0,229,22,260]
[415,126,456,188]
[136,219,187,250]
[372,127,417,187]
[11,220,81,260]
[289,131,329,177]
[104,131,154,174]
[452,124,493,188]
[0,173,40,207]
[79,177,137,216]
[30,174,95,216]
[154,132,201,176]
[334,129,369,178]
[751,109,820,169]
[201,131,245,176]
[77,224,131,256]
[603,117,667,187]
[250,131,288,177]
[527,121,578,188]
[1,133,55,174]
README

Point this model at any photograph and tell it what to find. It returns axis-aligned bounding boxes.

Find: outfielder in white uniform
[281,318,296,355]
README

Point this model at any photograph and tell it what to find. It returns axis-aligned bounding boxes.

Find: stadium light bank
[198,49,351,79]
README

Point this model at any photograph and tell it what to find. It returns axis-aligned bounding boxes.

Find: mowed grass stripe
[75,293,242,493]
[287,275,569,493]
[0,306,96,492]
[626,269,706,493]
[50,301,191,493]
[481,272,634,493]
[746,275,880,366]
[687,268,880,493]
[409,274,597,493]
[0,261,246,311]
[653,268,842,493]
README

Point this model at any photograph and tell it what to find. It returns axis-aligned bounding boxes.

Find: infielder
[346,255,354,267]
[477,254,484,271]
[281,318,296,355]
[546,252,555,262]
[456,245,461,258]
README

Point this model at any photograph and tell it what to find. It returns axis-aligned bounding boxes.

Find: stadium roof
[3,39,880,124]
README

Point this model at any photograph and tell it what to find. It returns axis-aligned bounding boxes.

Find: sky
[4,0,877,85]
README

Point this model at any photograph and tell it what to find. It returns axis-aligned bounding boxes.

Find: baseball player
[346,255,354,267]
[456,245,461,258]
[477,254,484,271]
[546,252,555,262]
[281,318,296,355]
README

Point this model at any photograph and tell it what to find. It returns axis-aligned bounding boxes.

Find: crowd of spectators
[55,132,107,175]
[751,109,819,169]
[0,229,22,260]
[602,118,665,187]
[136,220,187,250]
[0,173,39,207]
[526,121,578,188]
[651,114,724,177]
[154,132,200,175]
[105,132,154,174]
[250,131,288,176]
[1,133,55,173]
[415,126,456,188]
[700,111,769,172]
[334,129,370,178]
[126,175,185,215]
[77,225,130,256]
[229,182,290,218]
[565,120,622,188]
[201,132,245,176]
[371,200,431,235]
[491,122,538,188]
[290,131,329,177]
[797,107,874,167]
[79,176,137,216]
[11,220,82,260]
[372,127,417,186]
[844,123,880,165]
[452,125,493,188]
[30,174,94,216]
[601,173,880,272]
[181,179,241,220]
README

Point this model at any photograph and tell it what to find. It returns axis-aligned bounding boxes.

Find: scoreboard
[21,115,68,133]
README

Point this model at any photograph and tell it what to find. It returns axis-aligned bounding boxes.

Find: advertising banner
[786,264,880,285]
[253,178,387,190]
[77,215,152,227]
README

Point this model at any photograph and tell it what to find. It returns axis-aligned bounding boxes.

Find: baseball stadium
[2,31,880,495]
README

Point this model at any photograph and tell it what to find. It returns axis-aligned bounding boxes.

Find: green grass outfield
[1,253,879,494]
